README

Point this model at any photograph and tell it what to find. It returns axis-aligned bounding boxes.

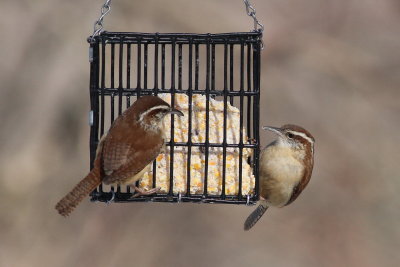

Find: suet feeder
[88,0,263,205]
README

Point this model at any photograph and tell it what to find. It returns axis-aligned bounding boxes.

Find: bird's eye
[287,133,294,139]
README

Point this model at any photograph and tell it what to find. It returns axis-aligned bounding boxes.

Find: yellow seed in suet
[193,163,201,170]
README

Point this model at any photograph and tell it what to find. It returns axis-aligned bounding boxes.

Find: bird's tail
[55,167,101,217]
[244,200,269,231]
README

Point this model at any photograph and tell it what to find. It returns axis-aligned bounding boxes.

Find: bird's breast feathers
[260,146,305,207]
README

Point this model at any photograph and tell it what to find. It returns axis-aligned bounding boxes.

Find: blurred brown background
[1,0,399,266]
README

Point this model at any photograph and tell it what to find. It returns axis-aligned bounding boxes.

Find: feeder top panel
[88,31,263,45]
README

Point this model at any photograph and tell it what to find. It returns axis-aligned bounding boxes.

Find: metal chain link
[90,0,112,40]
[243,0,264,32]
[89,0,264,38]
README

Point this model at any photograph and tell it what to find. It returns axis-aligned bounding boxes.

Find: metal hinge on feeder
[87,0,264,205]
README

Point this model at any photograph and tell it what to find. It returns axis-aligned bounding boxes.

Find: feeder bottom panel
[138,93,255,195]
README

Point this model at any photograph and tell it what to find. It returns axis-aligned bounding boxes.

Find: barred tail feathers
[55,167,101,217]
[244,201,269,231]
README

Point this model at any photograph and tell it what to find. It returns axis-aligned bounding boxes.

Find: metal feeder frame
[87,1,263,205]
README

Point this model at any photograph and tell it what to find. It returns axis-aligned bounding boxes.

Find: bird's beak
[169,108,184,117]
[262,126,284,137]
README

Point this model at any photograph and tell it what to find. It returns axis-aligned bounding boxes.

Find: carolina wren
[55,95,184,216]
[244,124,315,230]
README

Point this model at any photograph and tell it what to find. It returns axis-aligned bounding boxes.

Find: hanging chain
[243,0,264,32]
[89,0,264,39]
[90,0,113,40]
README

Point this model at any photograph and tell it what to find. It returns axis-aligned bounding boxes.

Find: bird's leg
[130,185,161,198]
[160,143,167,154]
[248,138,257,144]
[106,188,115,204]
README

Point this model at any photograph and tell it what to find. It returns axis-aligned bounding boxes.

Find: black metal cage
[88,31,262,205]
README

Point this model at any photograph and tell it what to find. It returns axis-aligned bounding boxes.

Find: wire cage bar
[88,31,262,205]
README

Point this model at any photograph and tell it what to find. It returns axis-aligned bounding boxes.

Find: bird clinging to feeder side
[244,124,315,230]
[55,95,184,216]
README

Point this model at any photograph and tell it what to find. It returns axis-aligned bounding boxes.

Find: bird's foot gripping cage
[88,0,263,205]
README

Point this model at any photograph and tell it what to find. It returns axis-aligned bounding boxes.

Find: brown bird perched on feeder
[244,124,315,230]
[55,95,184,216]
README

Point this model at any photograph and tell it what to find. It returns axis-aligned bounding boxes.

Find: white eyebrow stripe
[287,131,314,144]
[139,105,170,121]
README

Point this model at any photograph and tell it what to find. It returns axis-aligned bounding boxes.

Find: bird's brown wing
[101,137,163,185]
[286,157,314,205]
